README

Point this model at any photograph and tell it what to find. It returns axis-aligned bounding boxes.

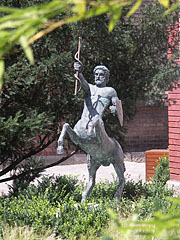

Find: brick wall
[125,101,168,152]
[167,17,180,182]
[168,86,180,181]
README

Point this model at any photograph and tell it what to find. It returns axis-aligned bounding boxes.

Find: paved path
[0,161,145,196]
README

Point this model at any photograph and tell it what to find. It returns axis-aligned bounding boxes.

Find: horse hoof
[57,146,64,154]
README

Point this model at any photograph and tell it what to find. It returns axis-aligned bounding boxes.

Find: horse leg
[81,154,100,203]
[57,123,81,154]
[112,155,125,200]
[57,123,69,154]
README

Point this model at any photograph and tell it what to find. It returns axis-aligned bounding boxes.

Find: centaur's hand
[74,62,83,73]
[109,105,116,115]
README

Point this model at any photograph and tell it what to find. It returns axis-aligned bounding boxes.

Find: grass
[0,225,104,240]
[0,225,54,240]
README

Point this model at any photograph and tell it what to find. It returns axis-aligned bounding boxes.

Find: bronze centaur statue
[57,60,125,203]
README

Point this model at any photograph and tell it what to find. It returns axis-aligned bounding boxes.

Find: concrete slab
[166,180,180,197]
[0,161,145,196]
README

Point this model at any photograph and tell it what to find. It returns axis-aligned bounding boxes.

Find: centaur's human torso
[73,84,118,137]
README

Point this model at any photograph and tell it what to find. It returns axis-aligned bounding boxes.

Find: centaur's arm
[74,62,90,94]
[109,89,123,126]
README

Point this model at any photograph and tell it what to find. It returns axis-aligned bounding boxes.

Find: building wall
[167,16,179,181]
[125,101,168,152]
[168,86,180,181]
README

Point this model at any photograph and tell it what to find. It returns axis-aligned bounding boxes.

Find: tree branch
[0,134,55,177]
[0,147,80,183]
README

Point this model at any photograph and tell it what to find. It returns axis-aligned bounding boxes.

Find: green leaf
[0,60,4,90]
[72,0,86,16]
[158,0,169,8]
[0,20,23,30]
[126,0,143,17]
[109,6,122,32]
[107,209,121,227]
[19,35,34,64]
[0,6,21,14]
[164,1,179,15]
[84,4,109,18]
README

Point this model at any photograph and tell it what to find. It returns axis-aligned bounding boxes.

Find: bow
[74,37,82,95]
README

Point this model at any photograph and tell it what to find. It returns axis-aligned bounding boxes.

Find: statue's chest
[90,95,110,107]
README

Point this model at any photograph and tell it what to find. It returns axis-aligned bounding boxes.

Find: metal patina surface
[57,56,124,202]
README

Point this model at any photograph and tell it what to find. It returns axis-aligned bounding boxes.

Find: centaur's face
[94,69,106,87]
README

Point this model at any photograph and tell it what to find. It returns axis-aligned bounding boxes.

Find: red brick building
[168,18,180,182]
[168,85,180,181]
[125,101,168,152]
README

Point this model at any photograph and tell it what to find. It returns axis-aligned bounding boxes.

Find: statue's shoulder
[89,83,95,88]
[106,86,117,97]
[89,83,96,92]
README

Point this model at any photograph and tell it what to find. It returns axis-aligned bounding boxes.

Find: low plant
[0,193,57,232]
[151,155,170,186]
[0,157,174,239]
[0,175,117,239]
[105,196,180,240]
[0,225,54,240]
[55,198,110,239]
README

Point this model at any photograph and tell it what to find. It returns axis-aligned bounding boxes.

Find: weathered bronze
[57,61,125,202]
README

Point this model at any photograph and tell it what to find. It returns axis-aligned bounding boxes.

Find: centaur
[57,58,125,203]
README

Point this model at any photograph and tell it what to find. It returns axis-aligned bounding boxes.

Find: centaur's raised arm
[74,37,90,95]
[74,62,90,94]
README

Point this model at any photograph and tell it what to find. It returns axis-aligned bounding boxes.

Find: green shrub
[0,194,57,232]
[106,197,180,240]
[151,155,170,186]
[0,175,116,238]
[0,165,175,239]
[123,180,146,201]
[56,199,110,239]
[9,175,83,204]
[88,178,119,202]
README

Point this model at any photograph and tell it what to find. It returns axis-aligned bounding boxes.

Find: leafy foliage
[107,196,180,240]
[70,3,178,140]
[0,0,81,181]
[135,156,172,218]
[0,1,178,182]
[0,0,178,83]
[105,156,177,240]
[0,158,175,239]
[151,155,170,185]
[0,175,112,238]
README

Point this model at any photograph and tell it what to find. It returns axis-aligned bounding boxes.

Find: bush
[56,199,110,239]
[0,175,115,238]
[0,194,57,232]
[0,160,174,239]
[134,156,172,218]
[151,155,170,186]
[106,197,180,240]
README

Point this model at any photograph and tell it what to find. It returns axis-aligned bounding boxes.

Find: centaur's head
[93,65,110,87]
